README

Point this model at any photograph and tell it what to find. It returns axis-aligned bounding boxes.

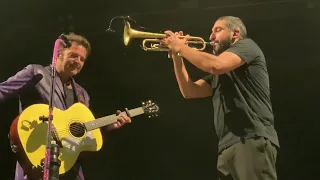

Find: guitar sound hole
[69,122,86,138]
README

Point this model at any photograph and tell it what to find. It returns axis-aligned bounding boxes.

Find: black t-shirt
[64,84,76,109]
[203,38,279,153]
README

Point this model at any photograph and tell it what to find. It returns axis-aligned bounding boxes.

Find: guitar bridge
[39,115,53,122]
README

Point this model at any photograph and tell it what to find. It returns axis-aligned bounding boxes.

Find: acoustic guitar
[9,100,159,176]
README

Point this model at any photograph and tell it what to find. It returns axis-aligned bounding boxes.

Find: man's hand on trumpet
[162,30,190,54]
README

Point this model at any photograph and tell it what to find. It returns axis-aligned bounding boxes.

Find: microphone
[58,34,71,48]
[125,16,136,23]
[105,15,136,33]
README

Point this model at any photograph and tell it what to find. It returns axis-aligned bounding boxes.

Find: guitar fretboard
[84,107,144,131]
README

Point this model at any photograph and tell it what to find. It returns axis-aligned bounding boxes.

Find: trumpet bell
[123,20,134,46]
[123,20,166,46]
[123,22,130,46]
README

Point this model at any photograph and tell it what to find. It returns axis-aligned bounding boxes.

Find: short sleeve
[225,38,260,64]
[202,74,213,86]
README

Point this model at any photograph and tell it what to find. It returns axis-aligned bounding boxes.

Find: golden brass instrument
[123,20,210,51]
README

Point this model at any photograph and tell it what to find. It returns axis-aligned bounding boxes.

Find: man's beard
[212,37,233,55]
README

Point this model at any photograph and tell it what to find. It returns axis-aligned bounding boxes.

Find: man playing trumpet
[161,16,279,180]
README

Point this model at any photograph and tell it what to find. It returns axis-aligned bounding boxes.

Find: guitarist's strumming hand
[105,110,132,131]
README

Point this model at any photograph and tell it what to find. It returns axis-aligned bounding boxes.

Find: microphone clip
[106,27,115,33]
[58,34,71,48]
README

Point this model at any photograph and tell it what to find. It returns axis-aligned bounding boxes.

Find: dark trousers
[217,137,278,180]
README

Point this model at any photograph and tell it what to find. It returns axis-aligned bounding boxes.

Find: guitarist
[0,33,132,180]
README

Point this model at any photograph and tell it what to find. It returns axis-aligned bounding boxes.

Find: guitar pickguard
[60,130,97,153]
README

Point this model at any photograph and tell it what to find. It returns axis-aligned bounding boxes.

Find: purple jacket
[0,64,89,180]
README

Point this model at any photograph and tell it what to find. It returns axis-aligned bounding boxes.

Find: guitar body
[9,103,103,176]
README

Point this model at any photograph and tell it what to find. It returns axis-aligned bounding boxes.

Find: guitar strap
[73,81,86,105]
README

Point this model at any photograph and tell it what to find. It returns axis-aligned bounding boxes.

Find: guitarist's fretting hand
[105,110,132,131]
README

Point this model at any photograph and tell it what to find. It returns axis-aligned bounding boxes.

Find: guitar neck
[84,107,145,131]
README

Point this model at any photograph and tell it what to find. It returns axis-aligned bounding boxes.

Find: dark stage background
[0,0,319,179]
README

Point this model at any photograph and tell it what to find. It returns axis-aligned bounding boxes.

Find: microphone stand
[41,35,69,180]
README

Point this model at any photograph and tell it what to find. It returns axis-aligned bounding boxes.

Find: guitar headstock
[142,100,159,118]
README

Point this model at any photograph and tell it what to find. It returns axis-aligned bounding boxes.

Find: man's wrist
[176,44,188,56]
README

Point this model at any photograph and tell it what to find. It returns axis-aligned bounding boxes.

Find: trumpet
[123,20,210,51]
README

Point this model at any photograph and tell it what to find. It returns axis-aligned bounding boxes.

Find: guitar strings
[53,125,102,137]
[26,114,126,137]
[54,118,118,135]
